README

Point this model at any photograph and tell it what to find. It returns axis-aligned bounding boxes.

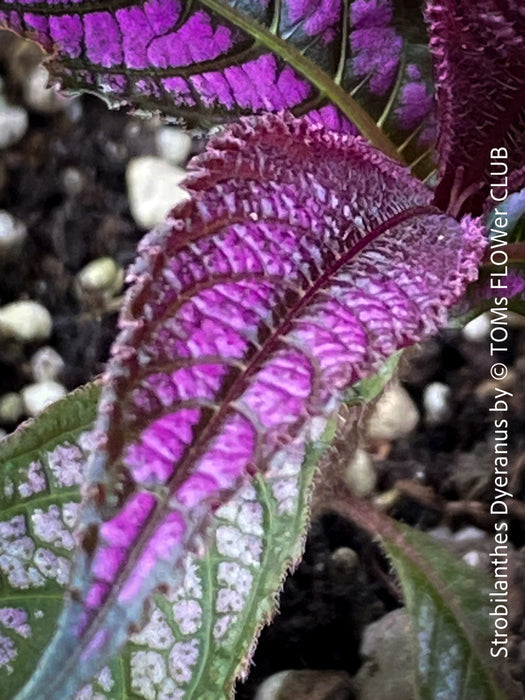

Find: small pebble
[0,210,27,253]
[345,448,377,497]
[428,524,454,543]
[22,381,67,416]
[507,311,525,329]
[0,98,28,149]
[462,312,490,341]
[156,127,192,165]
[61,167,85,196]
[255,670,290,699]
[422,382,451,425]
[255,669,353,700]
[0,300,53,342]
[475,370,516,400]
[30,346,65,382]
[126,156,190,229]
[373,488,400,510]
[452,526,486,544]
[354,609,415,700]
[330,547,359,575]
[66,99,83,123]
[462,551,486,569]
[0,392,24,424]
[76,256,123,295]
[24,65,71,113]
[367,383,419,441]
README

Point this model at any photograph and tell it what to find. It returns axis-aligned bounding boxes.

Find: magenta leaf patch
[427,0,525,214]
[0,0,435,167]
[16,113,485,699]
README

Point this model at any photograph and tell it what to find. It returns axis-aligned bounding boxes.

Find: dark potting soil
[1,33,524,698]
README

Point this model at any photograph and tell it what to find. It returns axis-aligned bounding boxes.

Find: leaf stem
[376,51,405,129]
[334,0,350,86]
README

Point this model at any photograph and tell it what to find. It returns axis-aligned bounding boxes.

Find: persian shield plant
[0,1,524,698]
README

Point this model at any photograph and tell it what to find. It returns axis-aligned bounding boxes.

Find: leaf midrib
[119,202,439,501]
[105,206,436,640]
[30,201,438,700]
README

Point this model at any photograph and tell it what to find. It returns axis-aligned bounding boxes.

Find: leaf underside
[14,113,485,699]
[383,523,513,700]
[0,0,436,170]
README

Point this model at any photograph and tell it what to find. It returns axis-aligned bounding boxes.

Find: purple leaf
[345,0,437,168]
[427,0,525,215]
[17,114,485,698]
[351,0,403,96]
[0,0,434,165]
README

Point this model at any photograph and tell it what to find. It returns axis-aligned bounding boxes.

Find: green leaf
[382,523,511,700]
[346,349,402,405]
[0,382,99,698]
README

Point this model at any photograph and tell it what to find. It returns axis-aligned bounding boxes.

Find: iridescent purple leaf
[0,0,435,166]
[121,422,328,699]
[17,113,485,699]
[427,0,525,215]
